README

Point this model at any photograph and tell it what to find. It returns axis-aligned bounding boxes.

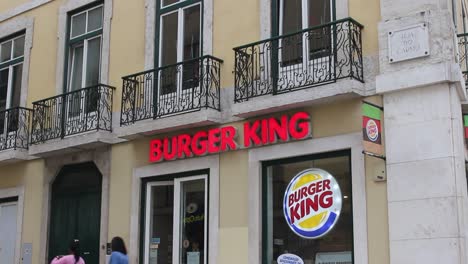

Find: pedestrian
[109,236,129,264]
[50,239,85,264]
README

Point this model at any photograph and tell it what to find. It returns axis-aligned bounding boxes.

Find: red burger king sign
[283,168,342,239]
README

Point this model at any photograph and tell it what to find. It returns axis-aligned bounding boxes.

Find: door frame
[39,150,110,264]
[130,155,220,264]
[0,186,24,264]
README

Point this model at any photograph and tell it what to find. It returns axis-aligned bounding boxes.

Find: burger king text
[149,112,311,162]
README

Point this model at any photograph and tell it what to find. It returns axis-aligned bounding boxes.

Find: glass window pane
[87,7,103,32]
[71,13,86,38]
[308,0,330,27]
[0,41,12,63]
[264,154,353,264]
[161,13,178,66]
[85,37,101,87]
[308,0,331,57]
[179,179,205,264]
[149,185,174,264]
[0,69,8,110]
[70,45,84,91]
[160,13,178,94]
[13,36,25,59]
[183,5,200,61]
[281,0,303,66]
[11,64,22,108]
[162,0,179,7]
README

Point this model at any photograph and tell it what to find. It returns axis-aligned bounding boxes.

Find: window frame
[0,32,25,111]
[154,0,204,69]
[63,2,104,93]
[261,149,355,264]
[140,169,211,264]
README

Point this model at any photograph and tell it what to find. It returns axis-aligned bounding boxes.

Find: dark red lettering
[323,179,331,190]
[149,139,162,162]
[319,191,333,208]
[289,112,310,139]
[177,134,192,158]
[192,131,208,156]
[289,202,301,224]
[268,116,288,143]
[244,120,261,147]
[208,128,221,153]
[305,195,319,215]
[221,126,237,151]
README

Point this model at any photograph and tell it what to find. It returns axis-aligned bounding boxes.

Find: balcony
[118,55,223,138]
[0,107,33,162]
[232,18,365,117]
[458,33,468,84]
[29,84,117,156]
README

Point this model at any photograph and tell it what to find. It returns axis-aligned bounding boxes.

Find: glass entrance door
[144,175,207,264]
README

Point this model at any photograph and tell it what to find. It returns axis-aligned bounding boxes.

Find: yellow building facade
[0,0,467,264]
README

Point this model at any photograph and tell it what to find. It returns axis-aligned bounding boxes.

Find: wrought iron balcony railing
[0,107,32,150]
[233,18,364,102]
[30,84,115,144]
[120,55,223,126]
[458,33,468,84]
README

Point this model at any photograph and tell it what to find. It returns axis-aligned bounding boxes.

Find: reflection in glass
[88,7,103,32]
[71,13,86,38]
[0,41,12,63]
[11,64,22,108]
[149,185,174,264]
[13,36,25,59]
[162,0,179,7]
[182,5,201,90]
[70,45,84,91]
[308,0,331,58]
[281,0,303,66]
[0,69,8,134]
[160,12,178,94]
[179,179,205,264]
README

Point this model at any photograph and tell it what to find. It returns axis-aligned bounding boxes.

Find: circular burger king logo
[283,168,342,239]
[366,119,379,142]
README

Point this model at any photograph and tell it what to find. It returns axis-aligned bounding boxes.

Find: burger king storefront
[128,106,374,264]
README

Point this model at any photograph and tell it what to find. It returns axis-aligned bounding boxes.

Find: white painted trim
[38,148,111,264]
[0,0,52,23]
[247,132,368,264]
[0,17,34,108]
[0,186,25,264]
[130,155,220,264]
[144,0,213,70]
[56,0,113,94]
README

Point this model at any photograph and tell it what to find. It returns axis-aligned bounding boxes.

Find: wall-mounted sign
[277,253,304,264]
[149,112,311,162]
[283,169,342,239]
[388,23,430,63]
[362,102,384,155]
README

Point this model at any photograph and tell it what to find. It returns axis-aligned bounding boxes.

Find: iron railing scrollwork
[0,107,32,150]
[233,18,364,102]
[120,55,223,126]
[458,33,468,84]
[30,84,115,144]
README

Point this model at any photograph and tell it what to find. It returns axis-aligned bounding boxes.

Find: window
[0,33,25,134]
[67,5,103,92]
[262,151,353,264]
[65,4,103,116]
[143,173,208,264]
[277,0,332,65]
[157,0,201,95]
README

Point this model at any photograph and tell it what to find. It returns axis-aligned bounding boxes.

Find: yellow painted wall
[350,0,381,54]
[0,160,46,264]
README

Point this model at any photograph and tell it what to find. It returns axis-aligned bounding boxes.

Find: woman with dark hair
[109,236,129,264]
[50,239,85,264]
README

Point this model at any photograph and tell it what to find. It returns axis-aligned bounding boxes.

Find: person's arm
[50,255,65,264]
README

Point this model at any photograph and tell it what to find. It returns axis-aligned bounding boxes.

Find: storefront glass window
[144,175,208,264]
[262,151,353,264]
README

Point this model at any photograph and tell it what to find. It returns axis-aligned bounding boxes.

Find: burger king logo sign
[283,169,342,239]
[365,119,379,142]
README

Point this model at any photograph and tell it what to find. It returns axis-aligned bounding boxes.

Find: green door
[48,162,102,264]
